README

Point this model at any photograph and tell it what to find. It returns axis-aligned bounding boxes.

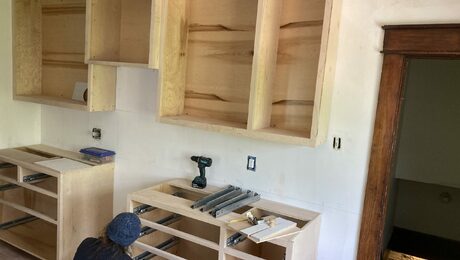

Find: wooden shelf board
[224,247,266,260]
[133,241,185,260]
[140,218,220,251]
[88,59,149,68]
[0,219,56,260]
[0,175,58,199]
[159,115,316,145]
[0,198,57,225]
[14,95,87,110]
[159,115,248,132]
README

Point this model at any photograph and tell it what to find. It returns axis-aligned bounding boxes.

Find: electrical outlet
[247,156,256,172]
[92,128,102,140]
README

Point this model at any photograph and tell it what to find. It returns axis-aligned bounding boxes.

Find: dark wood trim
[357,24,460,259]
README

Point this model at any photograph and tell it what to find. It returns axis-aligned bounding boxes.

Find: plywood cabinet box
[157,0,341,146]
[85,0,162,68]
[13,0,162,111]
[0,145,114,260]
[13,0,118,111]
[128,179,321,260]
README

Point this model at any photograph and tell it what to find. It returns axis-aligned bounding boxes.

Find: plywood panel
[119,0,151,63]
[88,0,122,61]
[13,0,42,96]
[158,0,188,117]
[184,0,258,124]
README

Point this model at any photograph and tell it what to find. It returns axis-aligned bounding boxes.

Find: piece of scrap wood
[240,222,270,236]
[250,217,297,243]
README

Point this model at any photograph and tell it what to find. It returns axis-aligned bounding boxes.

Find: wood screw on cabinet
[127,179,321,260]
[0,145,114,260]
[156,0,341,146]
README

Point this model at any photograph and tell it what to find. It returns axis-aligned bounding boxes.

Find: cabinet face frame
[156,0,341,146]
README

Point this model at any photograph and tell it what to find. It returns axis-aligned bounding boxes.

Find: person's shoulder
[80,237,100,245]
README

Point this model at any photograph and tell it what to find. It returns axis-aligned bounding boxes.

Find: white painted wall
[39,0,460,259]
[0,1,41,149]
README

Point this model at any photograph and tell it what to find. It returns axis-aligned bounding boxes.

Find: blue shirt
[74,237,132,260]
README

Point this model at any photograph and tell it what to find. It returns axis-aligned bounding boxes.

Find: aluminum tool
[190,185,236,209]
[200,189,243,212]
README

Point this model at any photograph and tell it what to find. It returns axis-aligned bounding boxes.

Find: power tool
[191,156,212,189]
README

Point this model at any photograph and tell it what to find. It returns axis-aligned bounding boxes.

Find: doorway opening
[357,25,460,260]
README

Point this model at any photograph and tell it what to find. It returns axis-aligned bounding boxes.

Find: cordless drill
[191,156,212,189]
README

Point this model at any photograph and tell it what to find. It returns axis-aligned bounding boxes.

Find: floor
[0,241,37,259]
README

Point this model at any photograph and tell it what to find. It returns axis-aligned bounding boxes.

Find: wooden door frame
[357,24,460,259]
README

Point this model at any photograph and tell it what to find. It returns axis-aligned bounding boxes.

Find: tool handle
[199,166,206,177]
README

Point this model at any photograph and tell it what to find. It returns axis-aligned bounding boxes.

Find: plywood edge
[87,64,117,112]
[157,0,187,117]
[160,115,316,146]
[149,0,164,69]
[310,0,342,145]
[13,94,88,110]
[248,0,283,130]
[88,59,149,68]
[84,0,91,63]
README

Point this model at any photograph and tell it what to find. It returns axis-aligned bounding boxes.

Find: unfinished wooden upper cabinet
[86,0,161,68]
[13,0,117,111]
[157,0,341,146]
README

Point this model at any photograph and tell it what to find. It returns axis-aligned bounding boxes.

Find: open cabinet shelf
[0,145,114,259]
[128,179,321,260]
[157,0,341,146]
[13,0,117,111]
[86,0,162,69]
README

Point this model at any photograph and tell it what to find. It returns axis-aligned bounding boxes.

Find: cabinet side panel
[59,164,114,260]
[87,64,117,111]
[158,0,188,117]
[248,0,283,130]
[119,0,151,64]
[311,0,341,144]
[290,216,321,260]
[13,0,42,96]
[149,0,164,69]
[88,0,122,61]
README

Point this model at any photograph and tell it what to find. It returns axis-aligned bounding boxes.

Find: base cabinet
[128,179,321,260]
[0,145,114,259]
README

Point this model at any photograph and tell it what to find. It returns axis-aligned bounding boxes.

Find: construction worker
[74,212,141,260]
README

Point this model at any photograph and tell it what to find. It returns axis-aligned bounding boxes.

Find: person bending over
[74,212,141,260]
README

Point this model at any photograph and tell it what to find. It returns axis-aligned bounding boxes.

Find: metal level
[133,204,157,215]
[133,237,180,260]
[190,185,236,209]
[0,183,19,192]
[0,215,38,230]
[211,192,261,218]
[23,173,50,183]
[200,189,243,212]
[0,163,15,169]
